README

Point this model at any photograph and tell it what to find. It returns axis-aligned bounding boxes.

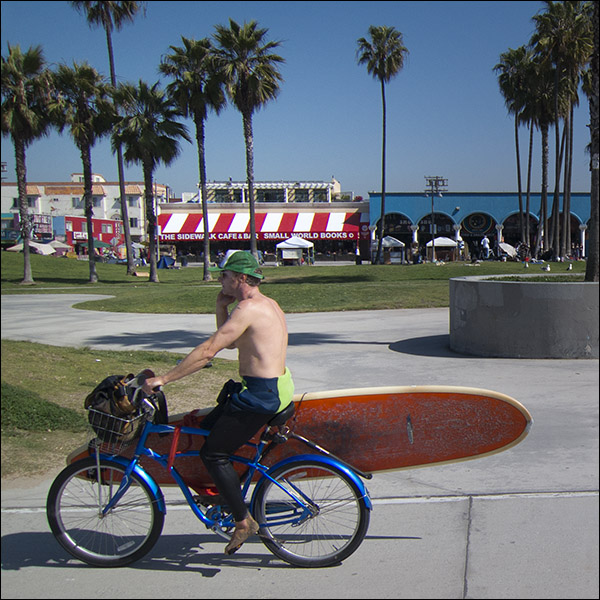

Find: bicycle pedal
[193,493,224,506]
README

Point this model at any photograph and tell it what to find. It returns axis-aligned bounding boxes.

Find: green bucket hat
[209,250,264,280]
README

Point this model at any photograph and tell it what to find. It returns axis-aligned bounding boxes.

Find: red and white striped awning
[158,211,370,242]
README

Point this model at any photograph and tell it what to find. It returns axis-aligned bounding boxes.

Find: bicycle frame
[91,414,371,535]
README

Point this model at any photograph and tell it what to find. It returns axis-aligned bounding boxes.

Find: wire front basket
[87,408,145,455]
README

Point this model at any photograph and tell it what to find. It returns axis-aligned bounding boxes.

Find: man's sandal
[224,515,260,555]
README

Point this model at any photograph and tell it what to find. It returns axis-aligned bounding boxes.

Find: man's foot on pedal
[224,515,260,555]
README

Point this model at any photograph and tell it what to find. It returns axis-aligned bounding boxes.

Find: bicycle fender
[102,455,166,514]
[253,453,372,510]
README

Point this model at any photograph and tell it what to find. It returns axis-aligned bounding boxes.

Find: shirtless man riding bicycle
[143,250,294,554]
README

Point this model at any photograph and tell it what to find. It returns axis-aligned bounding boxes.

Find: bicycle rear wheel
[253,459,370,567]
[47,456,164,567]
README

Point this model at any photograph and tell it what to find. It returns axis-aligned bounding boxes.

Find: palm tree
[357,26,408,265]
[71,0,146,276]
[557,1,594,258]
[1,44,52,285]
[528,58,557,256]
[519,54,546,251]
[532,1,593,259]
[160,36,226,281]
[213,19,284,258]
[51,62,115,283]
[112,81,190,282]
[495,46,534,244]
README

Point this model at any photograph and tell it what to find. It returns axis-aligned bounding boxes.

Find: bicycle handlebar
[127,368,155,390]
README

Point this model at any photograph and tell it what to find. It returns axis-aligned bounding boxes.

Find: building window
[72,197,83,209]
[92,197,103,208]
[257,189,285,202]
[14,196,38,209]
[127,197,138,207]
[130,217,139,228]
[214,189,231,203]
[101,223,113,234]
[313,190,328,202]
[294,189,309,202]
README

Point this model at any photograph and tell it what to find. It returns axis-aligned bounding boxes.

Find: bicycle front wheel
[46,456,164,567]
[253,459,370,567]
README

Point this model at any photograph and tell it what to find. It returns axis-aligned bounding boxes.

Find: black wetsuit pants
[199,402,273,522]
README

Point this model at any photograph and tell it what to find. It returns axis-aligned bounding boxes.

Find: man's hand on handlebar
[141,376,163,396]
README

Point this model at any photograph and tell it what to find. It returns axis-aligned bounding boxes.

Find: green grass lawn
[1,340,238,479]
[0,250,587,480]
[3,250,584,313]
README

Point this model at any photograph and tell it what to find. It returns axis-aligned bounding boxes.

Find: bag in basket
[84,374,138,444]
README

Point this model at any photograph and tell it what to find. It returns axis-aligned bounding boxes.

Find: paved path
[1,294,598,598]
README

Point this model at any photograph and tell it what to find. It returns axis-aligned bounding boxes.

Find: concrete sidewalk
[1,294,598,598]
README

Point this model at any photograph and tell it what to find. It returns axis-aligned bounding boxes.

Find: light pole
[424,176,448,262]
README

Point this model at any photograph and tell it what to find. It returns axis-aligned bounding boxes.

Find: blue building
[368,191,592,260]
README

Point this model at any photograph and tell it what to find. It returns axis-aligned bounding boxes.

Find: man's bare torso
[232,293,288,379]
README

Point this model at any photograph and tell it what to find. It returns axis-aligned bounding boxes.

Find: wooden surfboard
[68,386,532,494]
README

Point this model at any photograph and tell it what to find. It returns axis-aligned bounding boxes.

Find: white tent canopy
[499,242,517,257]
[276,236,314,249]
[49,240,72,250]
[276,236,314,264]
[371,236,406,264]
[375,236,405,248]
[7,241,56,255]
[426,237,458,247]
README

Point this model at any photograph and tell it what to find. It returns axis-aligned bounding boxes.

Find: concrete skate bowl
[449,275,599,358]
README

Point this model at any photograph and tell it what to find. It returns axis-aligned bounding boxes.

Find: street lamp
[424,176,448,262]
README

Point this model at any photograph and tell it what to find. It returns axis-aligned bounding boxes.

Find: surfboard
[67,386,532,494]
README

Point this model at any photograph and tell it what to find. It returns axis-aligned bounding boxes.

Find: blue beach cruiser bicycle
[46,373,372,568]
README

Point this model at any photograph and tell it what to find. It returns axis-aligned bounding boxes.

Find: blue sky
[1,1,592,198]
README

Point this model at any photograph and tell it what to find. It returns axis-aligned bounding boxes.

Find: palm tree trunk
[194,114,212,281]
[81,145,98,283]
[14,137,34,285]
[549,123,565,256]
[585,1,599,282]
[549,64,562,258]
[587,168,600,281]
[115,143,134,270]
[548,127,561,259]
[514,117,524,243]
[143,163,159,283]
[105,25,135,275]
[242,110,258,258]
[526,123,534,250]
[587,155,599,280]
[376,78,387,265]
[540,123,550,254]
[561,104,574,257]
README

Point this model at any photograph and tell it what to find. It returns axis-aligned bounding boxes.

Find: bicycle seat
[267,402,295,427]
